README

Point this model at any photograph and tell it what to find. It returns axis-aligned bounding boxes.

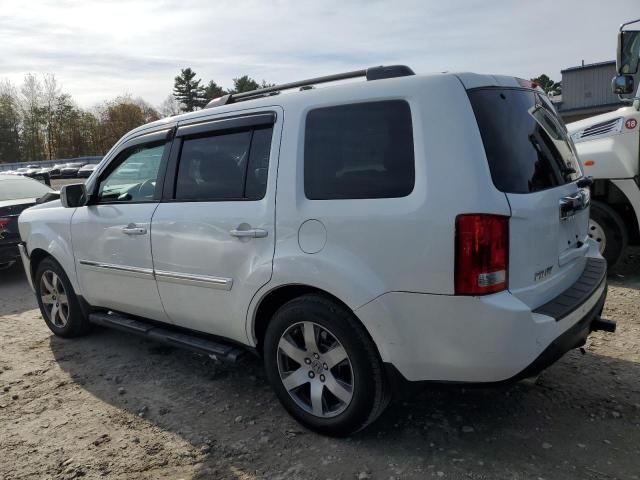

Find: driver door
[72,129,172,322]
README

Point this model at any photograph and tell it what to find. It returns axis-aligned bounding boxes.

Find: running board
[89,312,244,362]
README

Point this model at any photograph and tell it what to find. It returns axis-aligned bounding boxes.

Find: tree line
[0,68,273,164]
[0,69,561,164]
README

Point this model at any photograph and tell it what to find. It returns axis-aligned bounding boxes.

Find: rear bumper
[513,282,607,381]
[356,257,609,383]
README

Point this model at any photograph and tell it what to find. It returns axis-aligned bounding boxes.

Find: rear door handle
[229,228,268,238]
[122,223,147,235]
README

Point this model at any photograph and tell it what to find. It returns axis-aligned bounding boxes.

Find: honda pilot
[18,66,614,436]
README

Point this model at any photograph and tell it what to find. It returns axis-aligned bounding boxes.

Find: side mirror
[612,74,635,95]
[60,183,86,208]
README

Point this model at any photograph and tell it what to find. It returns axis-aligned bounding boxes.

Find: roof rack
[204,65,415,109]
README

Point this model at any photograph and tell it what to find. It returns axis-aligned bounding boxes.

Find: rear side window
[468,88,582,194]
[175,126,273,201]
[304,100,414,200]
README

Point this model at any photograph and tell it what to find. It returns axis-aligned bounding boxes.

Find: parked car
[18,66,614,436]
[0,174,54,269]
[77,164,98,178]
[23,164,43,177]
[13,167,30,176]
[59,162,86,178]
[38,164,65,178]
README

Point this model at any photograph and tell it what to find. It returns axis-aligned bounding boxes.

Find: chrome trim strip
[154,270,233,290]
[18,244,35,293]
[78,260,154,279]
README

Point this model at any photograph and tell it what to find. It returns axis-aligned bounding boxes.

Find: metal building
[555,60,635,123]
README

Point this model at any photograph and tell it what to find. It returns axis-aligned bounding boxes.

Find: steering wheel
[137,179,156,199]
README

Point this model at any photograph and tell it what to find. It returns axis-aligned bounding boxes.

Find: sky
[0,0,637,108]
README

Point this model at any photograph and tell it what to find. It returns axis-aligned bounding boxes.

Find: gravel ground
[0,249,639,480]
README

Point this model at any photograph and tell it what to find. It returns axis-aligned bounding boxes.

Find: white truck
[567,18,640,268]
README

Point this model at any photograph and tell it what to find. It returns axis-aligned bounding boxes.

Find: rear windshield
[468,88,582,194]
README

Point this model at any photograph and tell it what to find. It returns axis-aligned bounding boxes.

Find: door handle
[229,228,268,238]
[122,224,147,235]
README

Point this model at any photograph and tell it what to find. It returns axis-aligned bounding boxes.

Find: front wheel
[263,294,390,436]
[589,200,628,269]
[34,257,92,338]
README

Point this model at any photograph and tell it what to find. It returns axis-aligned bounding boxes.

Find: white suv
[18,66,614,436]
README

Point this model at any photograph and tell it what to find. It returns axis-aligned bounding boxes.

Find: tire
[263,294,390,436]
[589,200,628,269]
[34,257,92,338]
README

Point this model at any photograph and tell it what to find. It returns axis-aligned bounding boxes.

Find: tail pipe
[591,318,617,333]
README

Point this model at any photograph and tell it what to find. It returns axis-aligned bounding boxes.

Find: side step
[89,312,245,362]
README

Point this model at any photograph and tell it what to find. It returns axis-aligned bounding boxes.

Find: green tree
[173,68,207,112]
[204,80,225,100]
[531,74,561,95]
[229,75,260,94]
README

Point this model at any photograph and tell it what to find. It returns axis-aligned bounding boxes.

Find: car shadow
[0,261,36,316]
[49,325,640,480]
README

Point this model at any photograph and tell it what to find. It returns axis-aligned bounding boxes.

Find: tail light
[455,214,509,295]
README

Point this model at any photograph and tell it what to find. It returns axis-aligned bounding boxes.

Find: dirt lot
[0,251,639,480]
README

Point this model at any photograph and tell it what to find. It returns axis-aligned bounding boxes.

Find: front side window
[175,126,273,201]
[97,143,166,203]
[304,100,415,200]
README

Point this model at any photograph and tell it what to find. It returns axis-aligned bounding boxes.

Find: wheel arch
[28,246,79,292]
[591,179,640,243]
[250,284,371,355]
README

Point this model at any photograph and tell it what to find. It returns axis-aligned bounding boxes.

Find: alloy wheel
[277,321,354,418]
[40,270,69,328]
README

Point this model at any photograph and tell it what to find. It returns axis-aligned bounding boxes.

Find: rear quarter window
[304,100,415,200]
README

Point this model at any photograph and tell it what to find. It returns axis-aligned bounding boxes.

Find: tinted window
[245,128,272,200]
[175,127,272,201]
[98,143,166,203]
[304,100,414,200]
[468,88,582,194]
[0,177,52,201]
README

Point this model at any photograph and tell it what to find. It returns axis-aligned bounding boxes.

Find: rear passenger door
[151,110,282,342]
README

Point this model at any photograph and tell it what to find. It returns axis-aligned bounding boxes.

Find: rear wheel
[589,200,627,269]
[35,257,91,338]
[263,294,390,436]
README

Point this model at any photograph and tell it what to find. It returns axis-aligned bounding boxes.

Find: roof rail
[204,65,415,109]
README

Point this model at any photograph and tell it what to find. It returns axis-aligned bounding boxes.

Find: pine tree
[204,80,225,100]
[229,75,261,94]
[173,68,207,112]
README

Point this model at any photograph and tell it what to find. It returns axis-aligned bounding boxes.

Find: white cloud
[0,0,636,107]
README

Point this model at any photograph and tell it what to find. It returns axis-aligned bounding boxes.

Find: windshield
[468,88,582,194]
[0,177,52,201]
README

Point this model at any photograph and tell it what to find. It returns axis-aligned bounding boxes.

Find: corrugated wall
[561,63,621,110]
